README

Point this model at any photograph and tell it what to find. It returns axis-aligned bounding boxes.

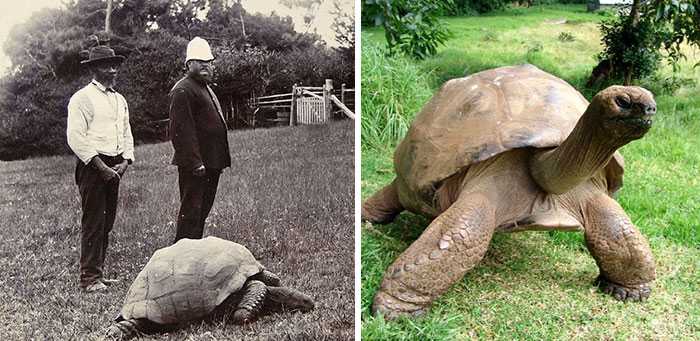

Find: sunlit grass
[361,4,700,340]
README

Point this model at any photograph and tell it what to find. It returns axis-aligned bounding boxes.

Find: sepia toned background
[0,0,356,339]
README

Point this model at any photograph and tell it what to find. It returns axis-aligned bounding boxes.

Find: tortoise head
[589,85,656,145]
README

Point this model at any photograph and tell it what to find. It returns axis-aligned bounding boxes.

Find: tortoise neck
[529,106,619,194]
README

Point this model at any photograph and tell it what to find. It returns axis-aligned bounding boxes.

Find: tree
[0,0,353,160]
[363,0,453,59]
[330,0,355,61]
[592,0,700,86]
[279,0,324,33]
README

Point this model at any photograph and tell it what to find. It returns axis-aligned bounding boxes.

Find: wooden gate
[248,79,354,127]
[296,97,327,124]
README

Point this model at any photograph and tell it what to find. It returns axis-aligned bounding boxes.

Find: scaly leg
[232,280,267,324]
[372,191,495,319]
[362,179,404,224]
[583,194,655,301]
[251,269,281,287]
[105,318,159,340]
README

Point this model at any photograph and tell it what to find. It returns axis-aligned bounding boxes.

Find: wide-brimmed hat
[80,45,125,65]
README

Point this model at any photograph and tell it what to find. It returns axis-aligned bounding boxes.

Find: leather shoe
[100,278,120,286]
[83,281,108,293]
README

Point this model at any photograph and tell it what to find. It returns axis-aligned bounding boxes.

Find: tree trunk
[239,10,246,38]
[624,0,642,85]
[105,0,113,34]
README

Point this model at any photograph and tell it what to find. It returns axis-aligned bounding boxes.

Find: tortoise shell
[120,236,264,324]
[394,64,623,203]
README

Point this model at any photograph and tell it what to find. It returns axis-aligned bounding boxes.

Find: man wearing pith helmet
[66,45,134,293]
[169,37,231,243]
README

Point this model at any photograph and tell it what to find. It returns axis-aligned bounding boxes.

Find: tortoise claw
[595,275,651,302]
[372,290,428,320]
[232,309,255,325]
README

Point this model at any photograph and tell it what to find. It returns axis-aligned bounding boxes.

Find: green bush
[450,0,510,14]
[364,0,452,59]
[641,73,697,96]
[558,31,576,42]
[361,40,433,149]
[598,14,663,82]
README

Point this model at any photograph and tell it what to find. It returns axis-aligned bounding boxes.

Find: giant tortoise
[362,64,657,320]
[105,236,314,339]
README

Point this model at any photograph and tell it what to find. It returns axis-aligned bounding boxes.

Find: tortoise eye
[615,96,631,109]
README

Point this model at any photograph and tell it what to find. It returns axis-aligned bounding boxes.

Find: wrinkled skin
[363,74,657,320]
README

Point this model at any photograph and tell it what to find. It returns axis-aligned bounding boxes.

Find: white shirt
[66,80,135,164]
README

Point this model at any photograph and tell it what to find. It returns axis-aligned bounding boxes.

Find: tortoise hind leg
[583,194,655,301]
[362,179,404,224]
[105,318,157,340]
[373,191,495,319]
[232,280,267,324]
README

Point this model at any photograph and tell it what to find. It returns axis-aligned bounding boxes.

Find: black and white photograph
[0,0,355,339]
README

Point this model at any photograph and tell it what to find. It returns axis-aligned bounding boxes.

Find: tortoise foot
[361,181,403,224]
[595,275,651,302]
[361,205,399,225]
[372,290,428,320]
[105,319,141,340]
[232,309,256,325]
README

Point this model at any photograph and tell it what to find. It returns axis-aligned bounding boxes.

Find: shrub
[364,0,452,59]
[598,14,663,82]
[558,31,575,42]
[118,31,189,141]
[450,0,510,14]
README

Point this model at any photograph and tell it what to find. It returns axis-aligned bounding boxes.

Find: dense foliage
[596,0,700,85]
[362,0,452,59]
[447,0,587,16]
[0,0,354,160]
[449,0,511,15]
[598,12,663,83]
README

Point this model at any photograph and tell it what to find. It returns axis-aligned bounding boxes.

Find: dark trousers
[75,154,123,287]
[174,167,221,242]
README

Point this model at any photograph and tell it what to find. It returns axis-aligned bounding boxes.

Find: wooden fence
[249,79,355,126]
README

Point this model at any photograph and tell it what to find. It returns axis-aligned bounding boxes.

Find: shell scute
[395,64,623,201]
[120,237,264,324]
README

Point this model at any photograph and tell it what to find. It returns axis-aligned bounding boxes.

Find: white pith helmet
[185,37,214,63]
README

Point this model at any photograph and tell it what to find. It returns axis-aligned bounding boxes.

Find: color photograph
[360,1,699,339]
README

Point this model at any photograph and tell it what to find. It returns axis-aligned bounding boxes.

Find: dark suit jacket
[168,76,231,170]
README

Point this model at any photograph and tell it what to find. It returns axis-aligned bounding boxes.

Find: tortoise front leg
[372,191,495,319]
[583,194,655,301]
[232,280,267,324]
[362,179,404,224]
[251,269,281,286]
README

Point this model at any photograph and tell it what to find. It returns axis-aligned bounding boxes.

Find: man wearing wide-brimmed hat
[168,37,230,243]
[66,45,134,293]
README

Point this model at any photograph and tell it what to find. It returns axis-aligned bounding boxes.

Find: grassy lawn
[361,4,700,340]
[0,120,354,340]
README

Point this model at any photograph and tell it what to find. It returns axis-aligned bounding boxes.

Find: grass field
[361,4,700,340]
[0,120,354,340]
